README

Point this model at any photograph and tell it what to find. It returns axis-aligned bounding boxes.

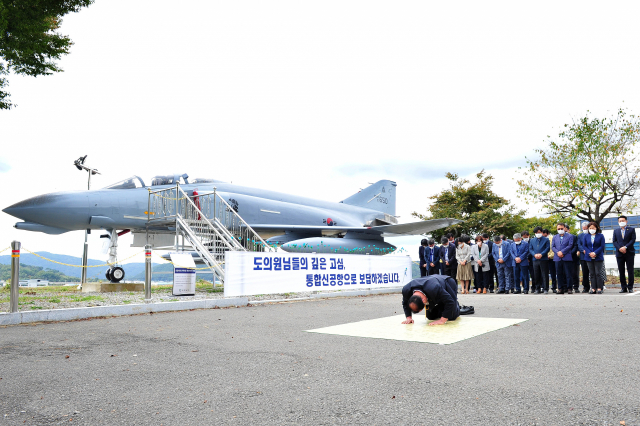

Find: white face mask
[589,229,596,234]
[523,238,529,242]
[620,222,627,227]
[483,239,488,243]
[515,240,521,245]
[535,233,542,238]
[458,243,464,248]
[557,229,565,235]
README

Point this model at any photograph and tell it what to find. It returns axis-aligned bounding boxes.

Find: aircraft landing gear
[110,266,125,283]
[105,268,112,282]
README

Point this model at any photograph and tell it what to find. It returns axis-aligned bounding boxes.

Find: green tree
[412,171,527,240]
[517,109,640,224]
[517,215,577,234]
[0,0,93,109]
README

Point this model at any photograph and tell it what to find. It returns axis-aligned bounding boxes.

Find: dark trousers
[532,259,549,292]
[473,269,490,290]
[426,277,460,320]
[616,255,634,291]
[555,260,573,291]
[514,264,530,292]
[528,261,535,289]
[580,260,590,291]
[587,260,605,290]
[443,263,457,282]
[420,266,427,277]
[427,264,438,276]
[549,260,557,290]
[572,260,580,291]
[487,258,497,290]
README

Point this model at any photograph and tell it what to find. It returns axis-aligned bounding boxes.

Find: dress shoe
[497,290,505,294]
[597,290,603,294]
[537,289,542,294]
[489,290,494,293]
[567,289,573,294]
[523,291,528,294]
[552,289,557,293]
[619,289,628,293]
[557,289,564,294]
[514,290,521,294]
[483,288,487,294]
[582,289,589,293]
[544,290,549,294]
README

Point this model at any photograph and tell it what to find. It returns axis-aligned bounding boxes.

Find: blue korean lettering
[322,274,329,286]
[283,258,291,270]
[359,274,366,285]
[273,257,282,271]
[330,258,337,270]
[337,274,343,286]
[311,258,319,270]
[330,274,336,286]
[319,258,327,270]
[306,274,313,287]
[292,257,300,270]
[300,258,308,270]
[337,259,344,270]
[263,257,272,271]
[253,257,262,270]
[314,274,321,286]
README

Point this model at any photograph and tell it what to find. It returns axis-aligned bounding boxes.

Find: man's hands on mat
[428,318,448,326]
[401,317,414,324]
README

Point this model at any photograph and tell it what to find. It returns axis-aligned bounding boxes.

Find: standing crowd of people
[418,215,636,295]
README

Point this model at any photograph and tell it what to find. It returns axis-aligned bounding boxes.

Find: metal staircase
[147,185,274,283]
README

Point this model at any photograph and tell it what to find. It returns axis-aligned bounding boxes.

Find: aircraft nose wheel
[105,268,112,282]
[107,267,125,283]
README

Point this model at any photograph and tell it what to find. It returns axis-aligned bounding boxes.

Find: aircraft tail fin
[340,180,396,216]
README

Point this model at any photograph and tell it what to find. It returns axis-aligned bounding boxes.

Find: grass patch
[30,306,44,310]
[123,300,132,304]
[48,298,61,303]
[67,295,104,303]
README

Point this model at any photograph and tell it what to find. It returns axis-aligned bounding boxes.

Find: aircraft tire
[111,267,125,283]
[105,268,112,282]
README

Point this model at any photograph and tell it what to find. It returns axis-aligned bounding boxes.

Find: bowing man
[401,275,460,326]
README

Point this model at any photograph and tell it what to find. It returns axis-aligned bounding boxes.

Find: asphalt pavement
[1,291,639,425]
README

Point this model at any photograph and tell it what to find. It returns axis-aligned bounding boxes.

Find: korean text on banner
[224,252,412,297]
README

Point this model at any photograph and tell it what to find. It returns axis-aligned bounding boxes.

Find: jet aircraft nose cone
[2,192,89,229]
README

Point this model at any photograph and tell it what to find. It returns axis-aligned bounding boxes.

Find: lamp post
[74,155,100,289]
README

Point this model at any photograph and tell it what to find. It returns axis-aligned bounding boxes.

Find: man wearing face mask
[612,215,636,293]
[543,229,558,292]
[440,236,458,281]
[511,233,530,294]
[552,223,575,294]
[492,235,513,293]
[522,231,535,290]
[565,224,581,294]
[577,221,591,293]
[530,226,550,294]
[425,239,440,276]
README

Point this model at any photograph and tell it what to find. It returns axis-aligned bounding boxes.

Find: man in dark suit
[542,229,557,292]
[419,239,428,277]
[551,222,575,294]
[439,236,457,281]
[483,233,497,293]
[577,221,591,293]
[522,231,535,290]
[530,226,550,293]
[612,215,636,293]
[425,239,440,276]
[565,224,581,293]
[401,275,460,326]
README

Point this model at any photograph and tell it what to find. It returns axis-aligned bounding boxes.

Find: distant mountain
[0,264,84,282]
[0,251,152,280]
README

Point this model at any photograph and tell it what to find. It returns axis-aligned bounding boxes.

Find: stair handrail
[175,216,225,280]
[210,187,276,252]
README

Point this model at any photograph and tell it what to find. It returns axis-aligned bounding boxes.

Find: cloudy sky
[1,0,639,263]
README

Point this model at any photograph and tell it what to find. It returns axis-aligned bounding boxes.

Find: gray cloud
[334,155,528,181]
[0,161,10,173]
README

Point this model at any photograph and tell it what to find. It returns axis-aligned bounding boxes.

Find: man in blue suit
[612,215,636,293]
[424,239,440,276]
[577,222,591,293]
[492,235,513,293]
[511,233,530,293]
[566,224,581,293]
[530,226,550,294]
[439,236,457,281]
[551,222,575,294]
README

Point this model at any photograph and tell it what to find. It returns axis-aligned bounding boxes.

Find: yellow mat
[305,315,528,345]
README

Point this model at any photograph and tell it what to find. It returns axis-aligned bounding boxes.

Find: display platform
[306,314,528,345]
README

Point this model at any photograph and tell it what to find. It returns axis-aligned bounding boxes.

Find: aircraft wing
[250,218,460,237]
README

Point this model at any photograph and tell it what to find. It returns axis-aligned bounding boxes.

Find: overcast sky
[1,0,640,263]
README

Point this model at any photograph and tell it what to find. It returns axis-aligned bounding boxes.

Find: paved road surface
[1,292,639,425]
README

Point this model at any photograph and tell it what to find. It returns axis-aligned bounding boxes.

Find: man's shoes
[514,290,521,294]
[619,289,628,293]
[552,289,557,293]
[557,289,564,294]
[597,290,603,294]
[489,290,494,293]
[523,291,528,294]
[459,305,475,315]
[497,290,505,294]
[544,290,549,294]
[582,289,589,293]
[510,289,514,293]
[567,289,573,294]
[537,289,543,294]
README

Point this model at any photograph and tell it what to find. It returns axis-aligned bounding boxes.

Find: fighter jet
[3,173,460,281]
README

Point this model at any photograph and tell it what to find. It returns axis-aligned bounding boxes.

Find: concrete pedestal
[82,283,145,293]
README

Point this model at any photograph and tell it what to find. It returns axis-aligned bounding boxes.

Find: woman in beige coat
[456,235,473,293]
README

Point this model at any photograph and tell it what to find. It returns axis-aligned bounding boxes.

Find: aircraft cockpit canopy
[103,173,191,189]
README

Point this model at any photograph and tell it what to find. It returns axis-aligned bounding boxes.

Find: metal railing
[147,184,274,283]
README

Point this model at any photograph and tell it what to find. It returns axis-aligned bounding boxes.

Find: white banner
[224,252,412,297]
